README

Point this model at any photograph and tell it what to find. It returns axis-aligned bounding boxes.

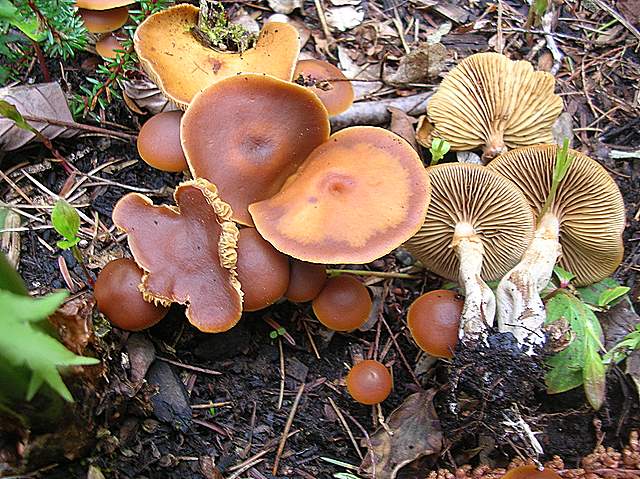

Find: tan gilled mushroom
[134,4,301,109]
[488,145,625,350]
[418,52,563,161]
[404,163,535,341]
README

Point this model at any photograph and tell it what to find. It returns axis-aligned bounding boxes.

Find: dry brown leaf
[0,82,76,151]
[120,77,177,116]
[384,43,448,86]
[361,389,443,479]
[48,293,95,355]
[389,106,420,152]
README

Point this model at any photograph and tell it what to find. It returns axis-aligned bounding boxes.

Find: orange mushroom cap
[293,59,354,116]
[112,178,243,333]
[502,466,561,479]
[182,74,330,226]
[346,360,392,405]
[95,33,125,59]
[94,258,168,331]
[76,0,134,10]
[249,126,431,264]
[312,275,371,331]
[79,7,128,33]
[134,4,302,108]
[137,111,188,172]
[237,228,290,312]
[285,259,327,303]
[407,290,463,358]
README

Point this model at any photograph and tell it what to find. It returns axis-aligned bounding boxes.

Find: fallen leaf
[325,5,364,31]
[47,293,95,355]
[267,0,302,14]
[120,77,177,115]
[127,333,156,383]
[626,350,640,396]
[337,46,382,99]
[0,82,76,151]
[384,43,448,86]
[361,389,442,479]
[388,107,419,152]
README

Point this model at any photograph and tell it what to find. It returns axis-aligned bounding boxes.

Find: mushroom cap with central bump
[249,126,430,264]
[405,163,535,281]
[420,52,563,159]
[488,144,625,286]
[134,4,302,109]
[112,178,243,333]
[293,59,354,116]
[182,74,330,226]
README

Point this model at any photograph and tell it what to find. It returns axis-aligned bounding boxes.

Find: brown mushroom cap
[79,7,128,33]
[76,0,134,10]
[95,33,125,59]
[502,466,561,479]
[346,360,392,405]
[134,4,301,108]
[293,59,354,116]
[236,228,290,311]
[94,258,168,331]
[488,145,625,286]
[249,126,431,264]
[182,74,330,226]
[285,259,327,303]
[137,111,187,172]
[112,178,243,333]
[312,275,371,331]
[407,290,463,358]
[420,52,563,160]
[405,163,535,281]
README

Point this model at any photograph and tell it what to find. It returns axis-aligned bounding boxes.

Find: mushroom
[404,163,535,342]
[79,6,129,33]
[95,33,125,59]
[134,4,302,108]
[346,359,392,405]
[407,290,463,358]
[182,73,330,226]
[76,0,134,9]
[418,52,563,161]
[94,258,168,331]
[137,111,188,172]
[502,466,561,479]
[293,59,354,116]
[285,259,327,303]
[487,144,625,351]
[236,228,290,311]
[312,275,371,331]
[249,126,430,264]
[112,178,243,333]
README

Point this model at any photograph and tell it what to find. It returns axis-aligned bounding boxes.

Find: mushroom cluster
[78,0,133,58]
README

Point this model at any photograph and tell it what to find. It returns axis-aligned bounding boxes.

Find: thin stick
[277,338,286,410]
[302,320,321,360]
[273,383,305,475]
[381,317,421,387]
[328,397,364,460]
[156,356,222,376]
[21,115,137,141]
[327,268,421,279]
[313,0,333,46]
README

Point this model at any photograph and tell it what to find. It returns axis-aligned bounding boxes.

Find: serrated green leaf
[51,199,80,243]
[598,286,630,308]
[583,345,606,410]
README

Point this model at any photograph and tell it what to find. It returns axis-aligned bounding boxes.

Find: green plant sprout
[539,138,573,220]
[429,138,451,166]
[270,326,287,340]
[51,199,93,286]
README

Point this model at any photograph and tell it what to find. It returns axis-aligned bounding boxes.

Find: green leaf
[56,237,81,250]
[0,251,28,296]
[597,286,630,308]
[0,290,99,401]
[583,345,606,410]
[0,99,37,134]
[553,265,575,287]
[577,277,621,307]
[540,138,574,219]
[51,199,80,243]
[0,0,45,41]
[269,330,278,339]
[277,327,286,336]
[429,138,451,167]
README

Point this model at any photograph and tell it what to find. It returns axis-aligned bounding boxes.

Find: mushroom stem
[496,212,561,353]
[453,223,496,342]
[482,129,507,162]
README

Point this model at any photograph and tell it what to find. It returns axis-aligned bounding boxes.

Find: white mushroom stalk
[452,222,496,342]
[495,213,561,353]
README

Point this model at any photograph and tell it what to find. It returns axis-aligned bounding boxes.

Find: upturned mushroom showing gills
[293,59,354,116]
[407,290,463,358]
[488,144,625,351]
[236,228,290,312]
[285,259,327,303]
[182,74,330,226]
[418,52,563,161]
[134,4,302,108]
[249,126,430,264]
[137,111,188,172]
[94,258,168,331]
[78,7,129,33]
[112,178,243,333]
[312,275,371,331]
[404,163,534,342]
[346,360,392,405]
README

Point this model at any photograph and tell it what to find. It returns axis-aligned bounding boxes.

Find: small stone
[146,362,192,431]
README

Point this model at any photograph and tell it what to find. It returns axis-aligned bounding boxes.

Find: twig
[381,316,421,387]
[192,418,229,437]
[542,10,563,75]
[313,0,334,47]
[272,383,305,475]
[590,0,640,41]
[278,338,286,410]
[328,397,364,460]
[327,268,421,279]
[302,320,321,360]
[21,115,137,141]
[156,356,222,376]
[264,316,296,346]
